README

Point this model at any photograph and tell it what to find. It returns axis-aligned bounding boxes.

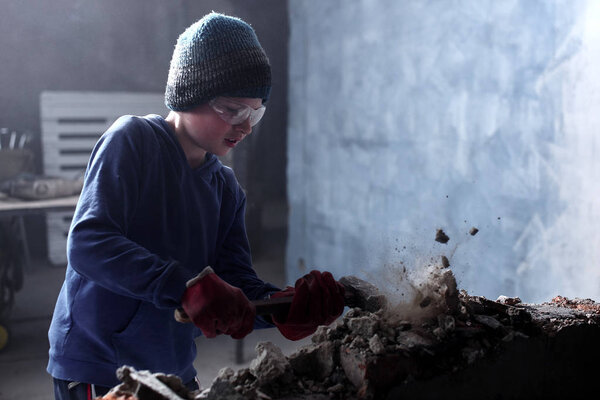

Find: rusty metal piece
[112,366,194,400]
[549,296,600,313]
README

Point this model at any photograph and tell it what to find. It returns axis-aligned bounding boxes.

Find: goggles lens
[209,97,266,127]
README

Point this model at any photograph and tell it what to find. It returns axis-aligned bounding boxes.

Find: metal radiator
[40,91,166,265]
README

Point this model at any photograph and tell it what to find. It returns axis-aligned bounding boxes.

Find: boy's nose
[235,118,252,135]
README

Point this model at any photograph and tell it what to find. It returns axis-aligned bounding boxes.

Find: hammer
[175,274,386,323]
[252,275,387,316]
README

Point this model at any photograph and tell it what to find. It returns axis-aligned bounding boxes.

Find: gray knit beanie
[165,12,272,111]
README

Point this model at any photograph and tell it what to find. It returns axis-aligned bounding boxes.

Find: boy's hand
[271,270,345,340]
[179,267,256,339]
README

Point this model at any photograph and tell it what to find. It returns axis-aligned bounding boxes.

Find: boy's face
[177,97,263,159]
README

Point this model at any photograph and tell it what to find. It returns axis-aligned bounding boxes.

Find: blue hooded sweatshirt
[47,114,279,387]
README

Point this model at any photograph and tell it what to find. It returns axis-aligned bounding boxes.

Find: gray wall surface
[287,0,600,303]
[0,0,288,258]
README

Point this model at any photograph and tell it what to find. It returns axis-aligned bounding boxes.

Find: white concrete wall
[287,0,600,303]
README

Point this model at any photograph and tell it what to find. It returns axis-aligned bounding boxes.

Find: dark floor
[0,219,309,399]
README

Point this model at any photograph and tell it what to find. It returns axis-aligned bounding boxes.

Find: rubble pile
[97,228,599,399]
[199,270,600,400]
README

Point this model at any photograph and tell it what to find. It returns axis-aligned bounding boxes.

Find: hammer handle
[252,296,294,316]
[175,296,293,323]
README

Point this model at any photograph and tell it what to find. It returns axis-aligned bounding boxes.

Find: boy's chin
[215,148,232,157]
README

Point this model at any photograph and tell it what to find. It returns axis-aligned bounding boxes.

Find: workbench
[0,194,79,265]
[0,194,79,217]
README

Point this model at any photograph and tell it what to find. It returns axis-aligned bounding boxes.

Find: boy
[47,12,345,400]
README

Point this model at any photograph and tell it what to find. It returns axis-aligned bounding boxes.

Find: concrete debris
[196,285,600,400]
[473,314,504,330]
[110,268,597,400]
[346,314,379,337]
[495,295,522,306]
[249,342,292,386]
[398,267,459,320]
[368,334,385,355]
[338,275,387,313]
[288,342,335,381]
[440,255,450,268]
[437,314,455,330]
[326,383,344,393]
[435,229,449,243]
[202,367,247,400]
[255,389,272,400]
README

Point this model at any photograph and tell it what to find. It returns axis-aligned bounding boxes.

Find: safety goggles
[208,97,266,127]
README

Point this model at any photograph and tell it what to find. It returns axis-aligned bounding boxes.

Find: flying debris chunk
[441,255,450,268]
[435,229,450,244]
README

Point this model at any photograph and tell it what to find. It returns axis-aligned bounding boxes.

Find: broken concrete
[287,341,335,381]
[441,255,450,268]
[196,289,599,400]
[100,262,599,400]
[249,342,291,386]
[203,367,247,400]
[346,314,379,337]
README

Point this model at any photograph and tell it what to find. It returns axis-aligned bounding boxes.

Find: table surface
[0,194,79,216]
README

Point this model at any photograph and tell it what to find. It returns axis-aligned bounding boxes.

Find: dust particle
[469,227,479,236]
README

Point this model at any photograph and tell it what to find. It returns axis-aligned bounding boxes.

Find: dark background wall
[0,0,288,259]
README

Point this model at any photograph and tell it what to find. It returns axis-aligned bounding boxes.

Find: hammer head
[339,275,387,313]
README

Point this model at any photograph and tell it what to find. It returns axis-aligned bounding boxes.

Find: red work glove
[271,270,345,341]
[179,267,256,339]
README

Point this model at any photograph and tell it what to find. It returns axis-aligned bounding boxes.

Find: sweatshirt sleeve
[67,117,192,309]
[213,180,280,327]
